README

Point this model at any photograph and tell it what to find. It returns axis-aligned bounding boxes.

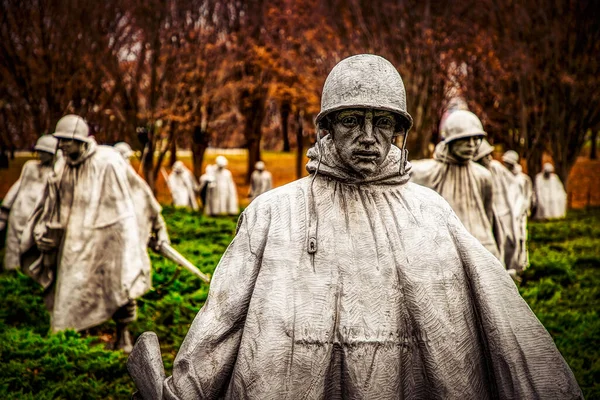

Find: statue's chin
[348,164,378,178]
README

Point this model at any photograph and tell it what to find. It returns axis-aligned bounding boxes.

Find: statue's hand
[0,219,6,232]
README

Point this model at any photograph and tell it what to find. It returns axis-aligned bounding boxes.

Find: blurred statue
[502,150,536,213]
[0,135,58,270]
[205,155,238,216]
[411,110,500,258]
[474,140,523,271]
[534,163,567,220]
[128,54,581,400]
[248,161,272,201]
[168,161,199,211]
[198,165,216,212]
[502,150,535,269]
[19,115,166,353]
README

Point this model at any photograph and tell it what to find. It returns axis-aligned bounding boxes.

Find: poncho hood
[64,138,97,166]
[306,134,411,185]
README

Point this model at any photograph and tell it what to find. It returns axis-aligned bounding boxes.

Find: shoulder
[404,182,455,214]
[94,146,127,167]
[471,161,493,179]
[21,160,42,176]
[244,177,309,213]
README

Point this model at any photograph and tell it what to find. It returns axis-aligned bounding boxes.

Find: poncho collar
[65,138,97,167]
[305,135,411,185]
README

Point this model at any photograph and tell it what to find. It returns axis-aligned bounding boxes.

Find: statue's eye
[376,117,394,129]
[341,116,359,127]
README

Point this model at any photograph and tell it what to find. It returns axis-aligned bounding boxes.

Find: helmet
[216,155,228,167]
[502,150,519,165]
[173,160,185,172]
[315,54,413,132]
[255,161,265,171]
[53,114,91,142]
[34,135,58,154]
[543,163,554,173]
[473,139,494,161]
[114,142,133,159]
[442,110,486,143]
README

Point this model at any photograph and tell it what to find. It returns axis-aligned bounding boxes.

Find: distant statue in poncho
[128,54,581,400]
[502,150,535,269]
[205,155,238,216]
[19,115,168,353]
[474,140,523,271]
[248,161,272,201]
[168,161,199,211]
[197,165,216,213]
[411,110,500,258]
[0,135,58,270]
[534,163,567,220]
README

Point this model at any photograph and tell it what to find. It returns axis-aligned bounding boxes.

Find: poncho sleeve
[447,211,583,399]
[163,206,268,399]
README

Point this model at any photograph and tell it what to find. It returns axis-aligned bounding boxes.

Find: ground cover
[0,207,598,399]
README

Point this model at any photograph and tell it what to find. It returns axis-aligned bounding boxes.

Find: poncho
[2,160,54,270]
[248,170,273,201]
[168,166,199,210]
[534,173,567,220]
[512,166,534,269]
[487,160,522,270]
[20,140,151,332]
[206,168,238,216]
[410,143,499,258]
[161,135,581,399]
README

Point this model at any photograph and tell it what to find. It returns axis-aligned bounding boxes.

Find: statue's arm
[447,211,582,399]
[130,208,267,399]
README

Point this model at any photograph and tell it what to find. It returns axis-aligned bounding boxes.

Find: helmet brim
[444,131,487,144]
[315,105,414,133]
[53,132,91,142]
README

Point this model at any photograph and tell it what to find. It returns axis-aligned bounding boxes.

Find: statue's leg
[113,299,137,353]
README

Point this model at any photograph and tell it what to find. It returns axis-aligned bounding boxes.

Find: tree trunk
[296,110,304,180]
[142,129,156,193]
[280,101,291,152]
[526,146,543,182]
[191,126,209,179]
[242,93,266,183]
[169,126,177,167]
[591,130,598,160]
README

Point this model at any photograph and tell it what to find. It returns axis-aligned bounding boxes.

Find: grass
[0,206,599,398]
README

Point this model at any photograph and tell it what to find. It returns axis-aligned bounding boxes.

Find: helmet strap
[398,129,409,176]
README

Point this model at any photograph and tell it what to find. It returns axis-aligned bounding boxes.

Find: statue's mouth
[354,151,379,160]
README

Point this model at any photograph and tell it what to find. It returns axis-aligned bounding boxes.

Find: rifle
[152,240,211,284]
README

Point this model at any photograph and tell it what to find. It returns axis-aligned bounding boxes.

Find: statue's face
[38,151,54,165]
[330,108,396,176]
[480,154,493,168]
[448,136,482,161]
[58,138,85,159]
[503,160,516,172]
